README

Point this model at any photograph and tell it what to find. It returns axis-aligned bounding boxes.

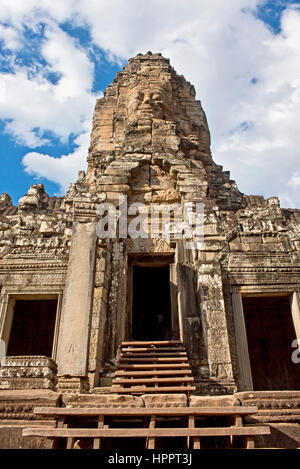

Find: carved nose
[142,94,150,105]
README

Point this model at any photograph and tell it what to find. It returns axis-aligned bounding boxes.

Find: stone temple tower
[1,52,300,449]
[56,51,242,394]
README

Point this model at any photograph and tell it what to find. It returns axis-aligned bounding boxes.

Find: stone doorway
[7,299,58,357]
[242,295,300,391]
[132,265,172,341]
[126,255,179,341]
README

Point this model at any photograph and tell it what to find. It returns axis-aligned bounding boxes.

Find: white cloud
[210,6,300,207]
[0,1,300,207]
[0,23,21,50]
[0,22,96,144]
[42,25,94,100]
[23,129,90,193]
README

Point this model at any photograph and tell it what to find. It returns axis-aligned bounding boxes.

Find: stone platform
[0,389,299,448]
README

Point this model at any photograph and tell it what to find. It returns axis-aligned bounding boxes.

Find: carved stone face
[127,84,171,121]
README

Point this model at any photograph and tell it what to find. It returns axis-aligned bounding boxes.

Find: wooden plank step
[33,406,259,417]
[120,352,187,358]
[119,357,188,363]
[121,347,186,353]
[118,363,190,369]
[111,385,196,393]
[23,426,270,438]
[121,341,183,346]
[115,369,193,376]
[113,377,194,385]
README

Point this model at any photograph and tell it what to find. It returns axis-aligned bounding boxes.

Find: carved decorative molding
[0,263,68,271]
[0,356,58,391]
[229,267,300,273]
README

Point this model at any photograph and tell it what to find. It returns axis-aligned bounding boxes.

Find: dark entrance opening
[7,299,57,357]
[132,266,171,341]
[243,295,300,391]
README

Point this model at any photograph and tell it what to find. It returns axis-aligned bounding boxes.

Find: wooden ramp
[111,341,196,395]
[22,406,271,449]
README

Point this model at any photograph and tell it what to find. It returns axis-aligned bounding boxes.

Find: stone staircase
[111,340,196,395]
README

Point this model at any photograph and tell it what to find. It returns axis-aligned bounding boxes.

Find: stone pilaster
[56,205,97,381]
[197,258,236,394]
[231,292,253,391]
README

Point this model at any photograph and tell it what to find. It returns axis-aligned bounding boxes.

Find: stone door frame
[125,253,180,341]
[232,285,300,391]
[0,287,63,362]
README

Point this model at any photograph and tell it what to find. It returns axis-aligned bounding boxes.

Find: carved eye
[131,91,141,102]
[151,93,162,102]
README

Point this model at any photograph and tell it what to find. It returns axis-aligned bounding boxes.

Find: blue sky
[0,0,300,207]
